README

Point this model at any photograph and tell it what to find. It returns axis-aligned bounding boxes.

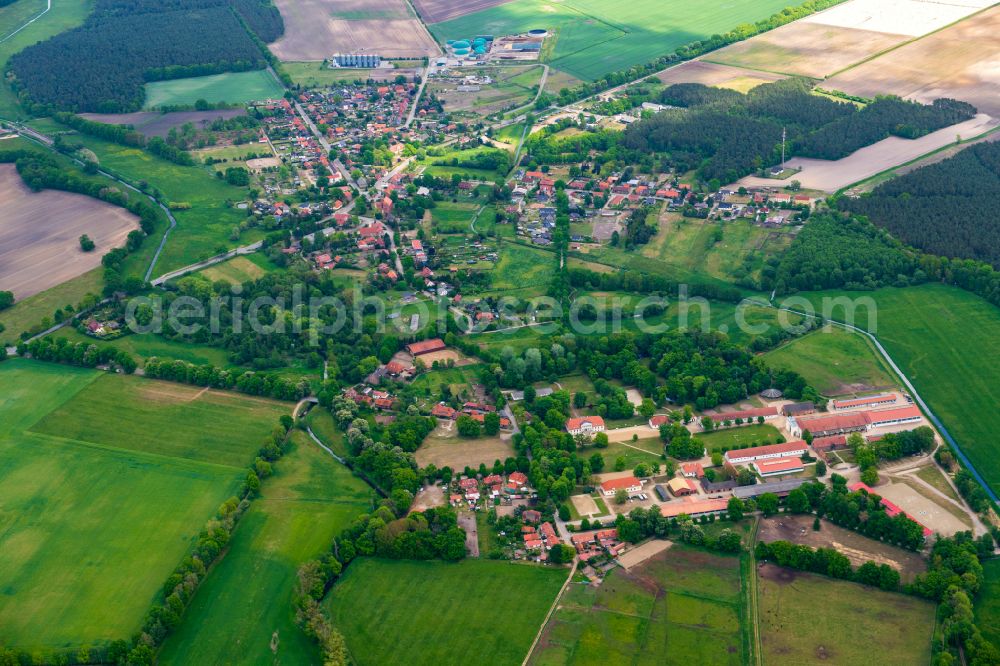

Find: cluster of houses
[570,528,624,562]
[431,400,512,429]
[708,188,814,225]
[450,471,531,507]
[342,385,395,410]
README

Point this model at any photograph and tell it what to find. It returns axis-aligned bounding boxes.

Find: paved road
[404,67,429,128]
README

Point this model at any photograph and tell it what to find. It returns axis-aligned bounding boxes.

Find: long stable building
[787,405,922,438]
[724,441,808,465]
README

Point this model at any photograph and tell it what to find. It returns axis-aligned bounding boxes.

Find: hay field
[0,361,287,651]
[415,421,514,469]
[708,0,993,79]
[143,70,283,110]
[270,0,439,60]
[736,112,998,192]
[656,60,786,89]
[826,6,1000,117]
[0,164,138,301]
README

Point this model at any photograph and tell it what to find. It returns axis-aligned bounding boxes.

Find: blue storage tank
[452,40,470,49]
[454,48,470,55]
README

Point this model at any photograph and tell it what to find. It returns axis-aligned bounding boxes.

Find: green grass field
[30,372,288,468]
[975,558,1000,647]
[758,564,934,664]
[0,0,91,119]
[799,284,1000,496]
[283,62,375,88]
[325,558,567,665]
[195,253,274,284]
[0,360,286,650]
[143,70,283,110]
[432,200,479,234]
[157,431,372,664]
[492,243,552,291]
[64,132,261,274]
[697,423,782,453]
[592,438,663,470]
[764,324,897,396]
[531,546,744,665]
[430,0,793,81]
[305,407,351,458]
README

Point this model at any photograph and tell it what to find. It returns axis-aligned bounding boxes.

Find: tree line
[841,140,1000,269]
[7,0,277,113]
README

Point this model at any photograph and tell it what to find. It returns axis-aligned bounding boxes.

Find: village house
[565,416,606,436]
[599,476,643,498]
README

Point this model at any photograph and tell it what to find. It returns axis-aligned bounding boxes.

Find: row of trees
[8,0,273,113]
[756,540,900,590]
[143,357,311,401]
[20,336,137,373]
[55,113,195,166]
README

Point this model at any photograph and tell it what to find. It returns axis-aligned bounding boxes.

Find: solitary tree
[79,234,95,252]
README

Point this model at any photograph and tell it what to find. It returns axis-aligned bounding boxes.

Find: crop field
[708,0,992,79]
[826,5,1000,117]
[157,431,371,664]
[696,424,783,453]
[412,0,514,23]
[64,132,262,275]
[143,70,283,110]
[655,60,786,90]
[801,284,1000,496]
[764,324,897,395]
[79,109,249,138]
[0,0,90,119]
[326,558,567,665]
[531,546,744,665]
[430,0,793,81]
[976,558,1000,647]
[0,361,284,650]
[270,0,439,60]
[0,163,138,301]
[30,372,289,468]
[758,563,935,663]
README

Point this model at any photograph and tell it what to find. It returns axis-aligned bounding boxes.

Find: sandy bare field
[570,493,599,516]
[656,61,786,88]
[0,165,138,300]
[617,540,672,570]
[801,0,992,36]
[876,481,969,536]
[706,22,905,79]
[737,113,998,192]
[709,0,993,79]
[270,0,439,60]
[825,6,1000,117]
[414,423,514,469]
[412,0,515,23]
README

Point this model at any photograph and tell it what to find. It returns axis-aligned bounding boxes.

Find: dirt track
[0,165,138,300]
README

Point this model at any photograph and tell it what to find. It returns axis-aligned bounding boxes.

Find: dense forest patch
[841,141,1000,269]
[7,0,283,113]
[622,79,975,182]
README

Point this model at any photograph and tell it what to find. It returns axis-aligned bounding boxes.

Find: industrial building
[332,53,381,68]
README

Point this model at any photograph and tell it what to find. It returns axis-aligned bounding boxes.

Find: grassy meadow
[325,558,567,665]
[143,70,283,110]
[531,546,745,665]
[0,360,285,651]
[30,372,288,468]
[697,423,783,453]
[57,131,261,275]
[157,431,372,664]
[0,268,103,344]
[800,284,1000,496]
[764,324,898,396]
[758,564,934,664]
[430,0,793,81]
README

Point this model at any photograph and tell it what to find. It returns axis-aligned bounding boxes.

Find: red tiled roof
[725,441,807,462]
[849,483,933,537]
[600,476,641,493]
[867,405,922,425]
[754,456,804,474]
[712,406,778,422]
[660,497,728,519]
[407,338,446,355]
[566,416,605,431]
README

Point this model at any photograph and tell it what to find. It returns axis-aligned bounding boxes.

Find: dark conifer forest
[841,141,1000,268]
[7,0,283,113]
